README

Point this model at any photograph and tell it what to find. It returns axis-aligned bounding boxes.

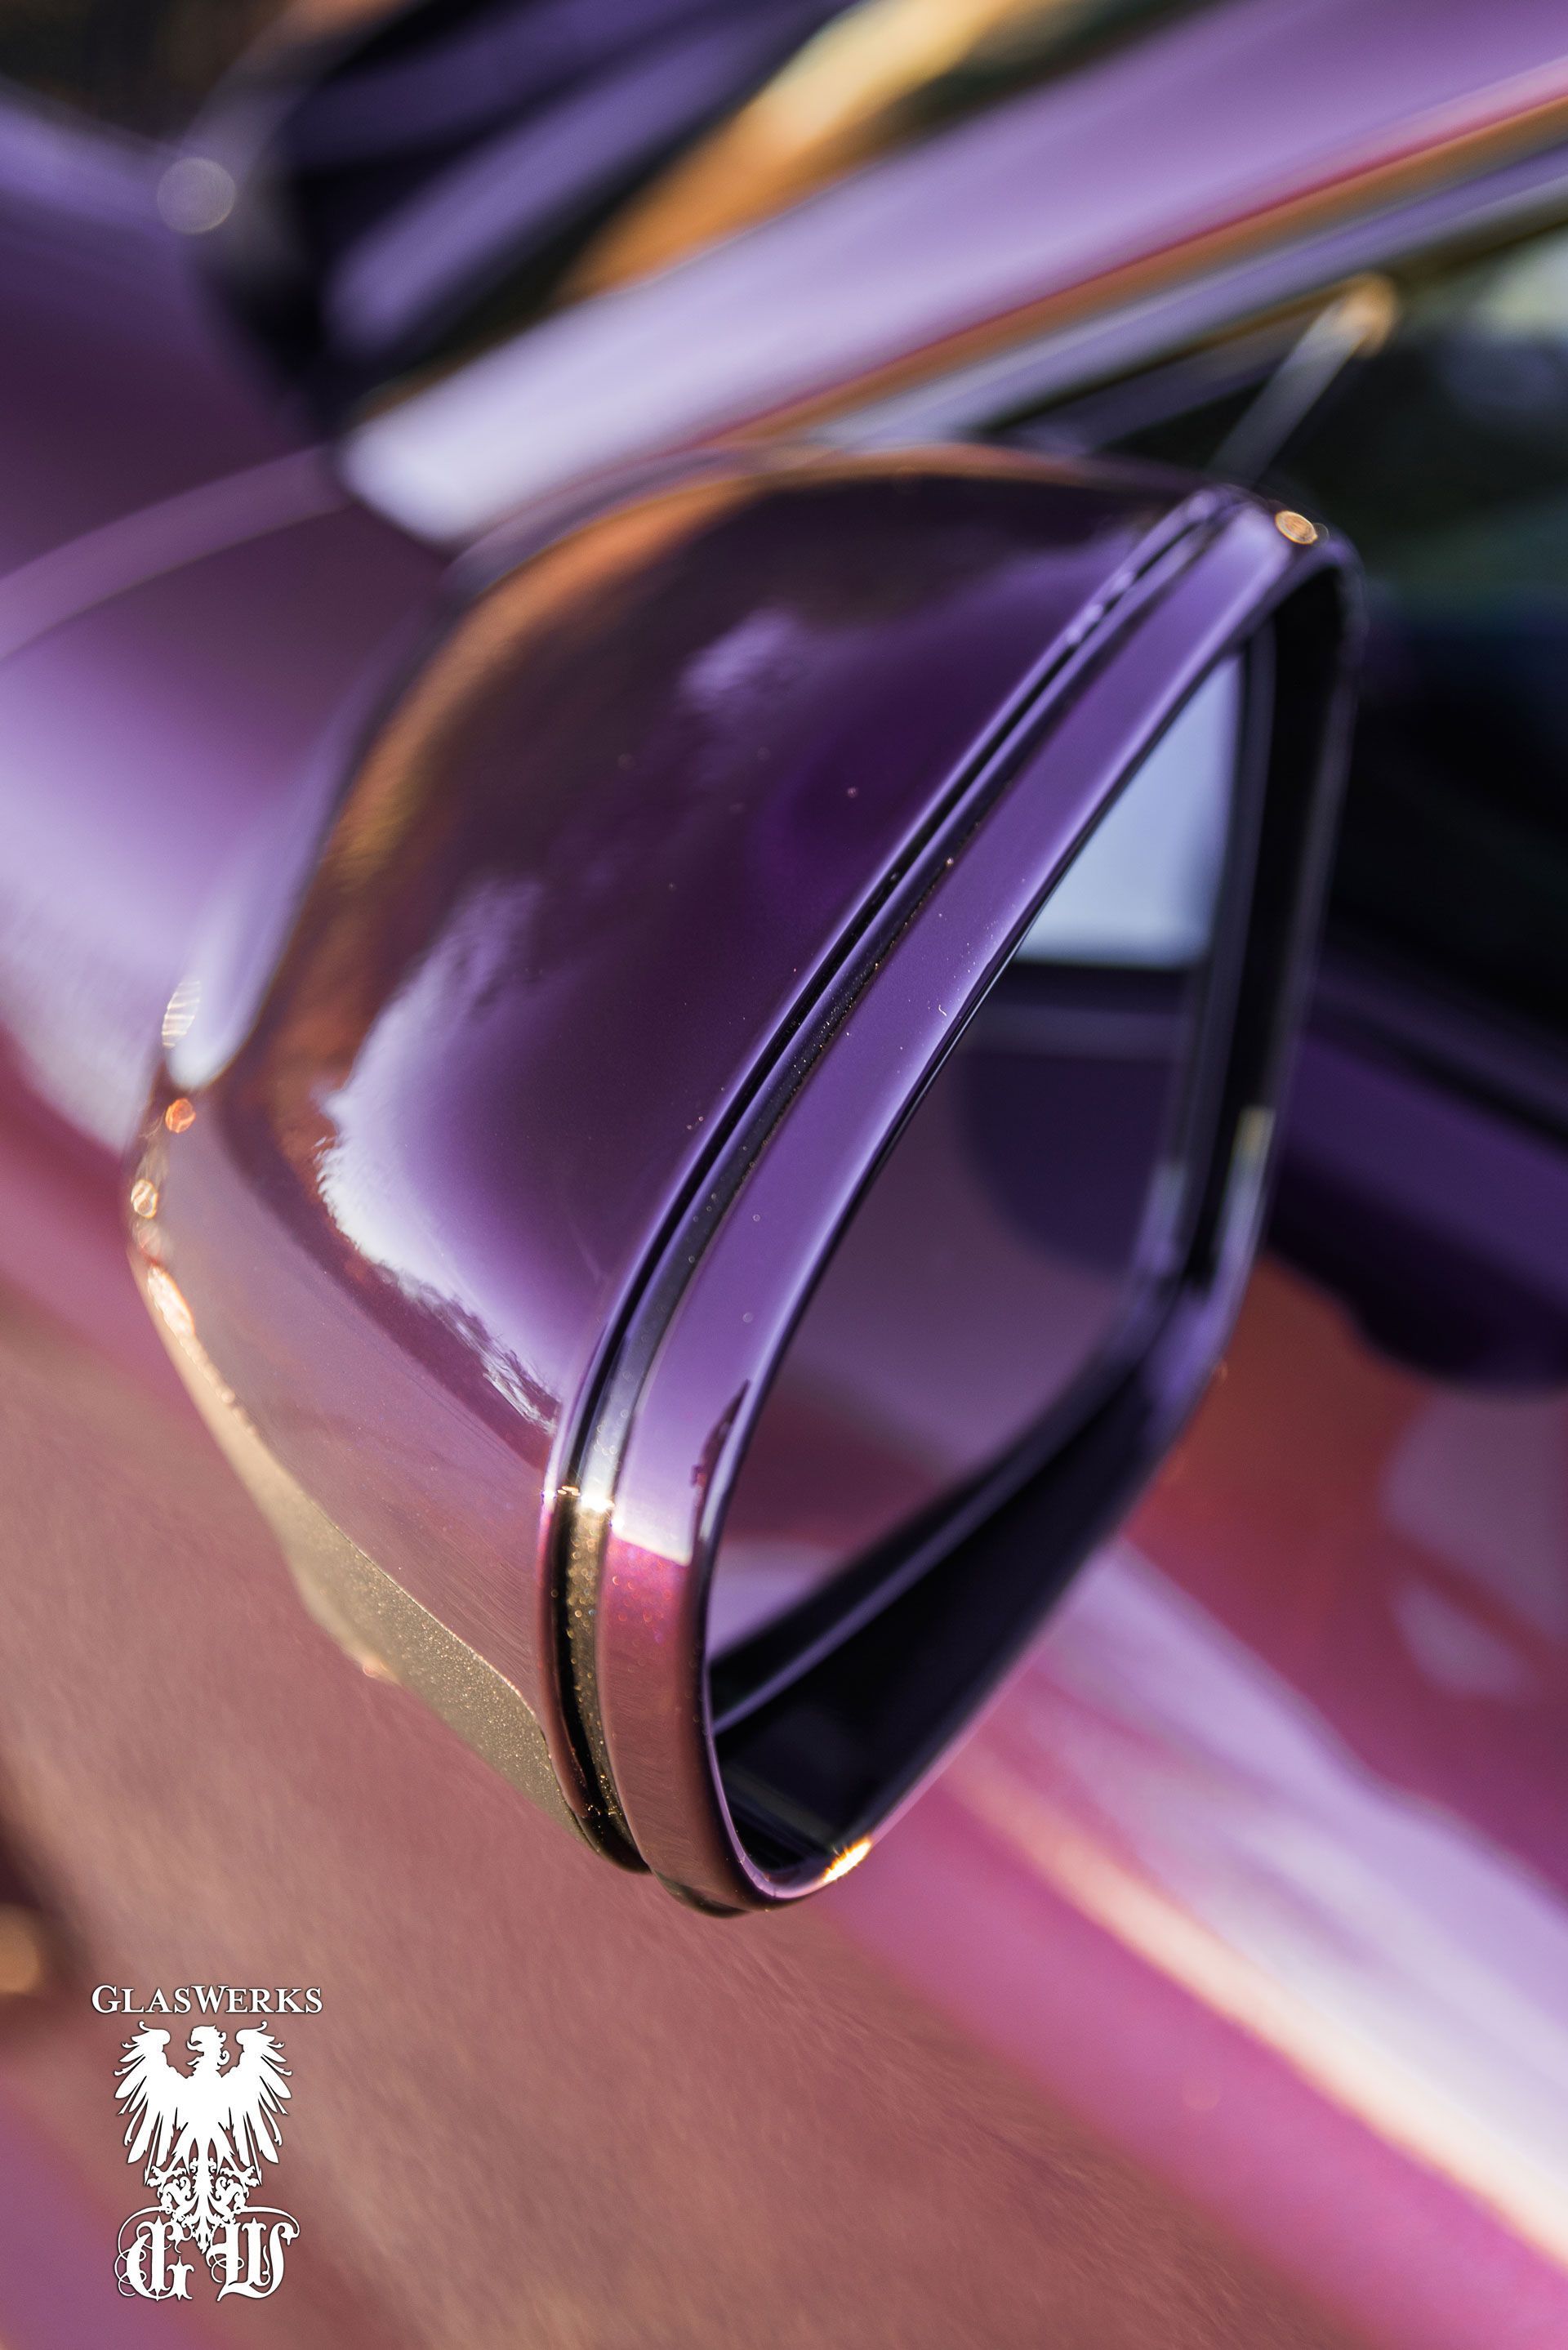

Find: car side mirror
[129,448,1355,1909]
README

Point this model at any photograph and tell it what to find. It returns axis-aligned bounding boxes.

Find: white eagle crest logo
[114,2026,299,2302]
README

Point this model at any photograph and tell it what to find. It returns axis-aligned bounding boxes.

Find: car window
[1007,221,1568,1081]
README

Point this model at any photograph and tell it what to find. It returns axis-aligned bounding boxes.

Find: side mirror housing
[130,448,1355,1907]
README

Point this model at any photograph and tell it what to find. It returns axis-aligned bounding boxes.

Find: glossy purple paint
[830,1252,1568,2348]
[0,7,1565,2344]
[593,500,1343,1905]
[344,0,1568,540]
[123,446,1348,1909]
[136,450,1185,1837]
[0,507,440,1153]
[0,101,308,571]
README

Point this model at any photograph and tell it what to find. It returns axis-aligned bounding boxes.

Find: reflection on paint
[952,1541,1568,2265]
[314,877,555,1431]
[143,1264,195,1345]
[823,1835,875,1883]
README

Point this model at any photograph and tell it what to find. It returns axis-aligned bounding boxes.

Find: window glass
[1010,221,1568,1050]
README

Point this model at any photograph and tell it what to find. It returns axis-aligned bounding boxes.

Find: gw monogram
[94,1985,323,2303]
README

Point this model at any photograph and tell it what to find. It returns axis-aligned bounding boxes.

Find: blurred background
[0,0,365,136]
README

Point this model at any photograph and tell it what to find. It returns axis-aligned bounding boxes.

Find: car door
[2,6,1568,2346]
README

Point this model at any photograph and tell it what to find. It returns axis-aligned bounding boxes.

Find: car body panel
[5,1076,1568,2348]
[0,1226,1368,2350]
[343,0,1568,541]
[0,102,299,573]
[2,4,1567,2343]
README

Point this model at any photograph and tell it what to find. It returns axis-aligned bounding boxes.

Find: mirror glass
[707,657,1243,1666]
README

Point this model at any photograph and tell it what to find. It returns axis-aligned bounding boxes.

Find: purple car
[1,1,1566,2341]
